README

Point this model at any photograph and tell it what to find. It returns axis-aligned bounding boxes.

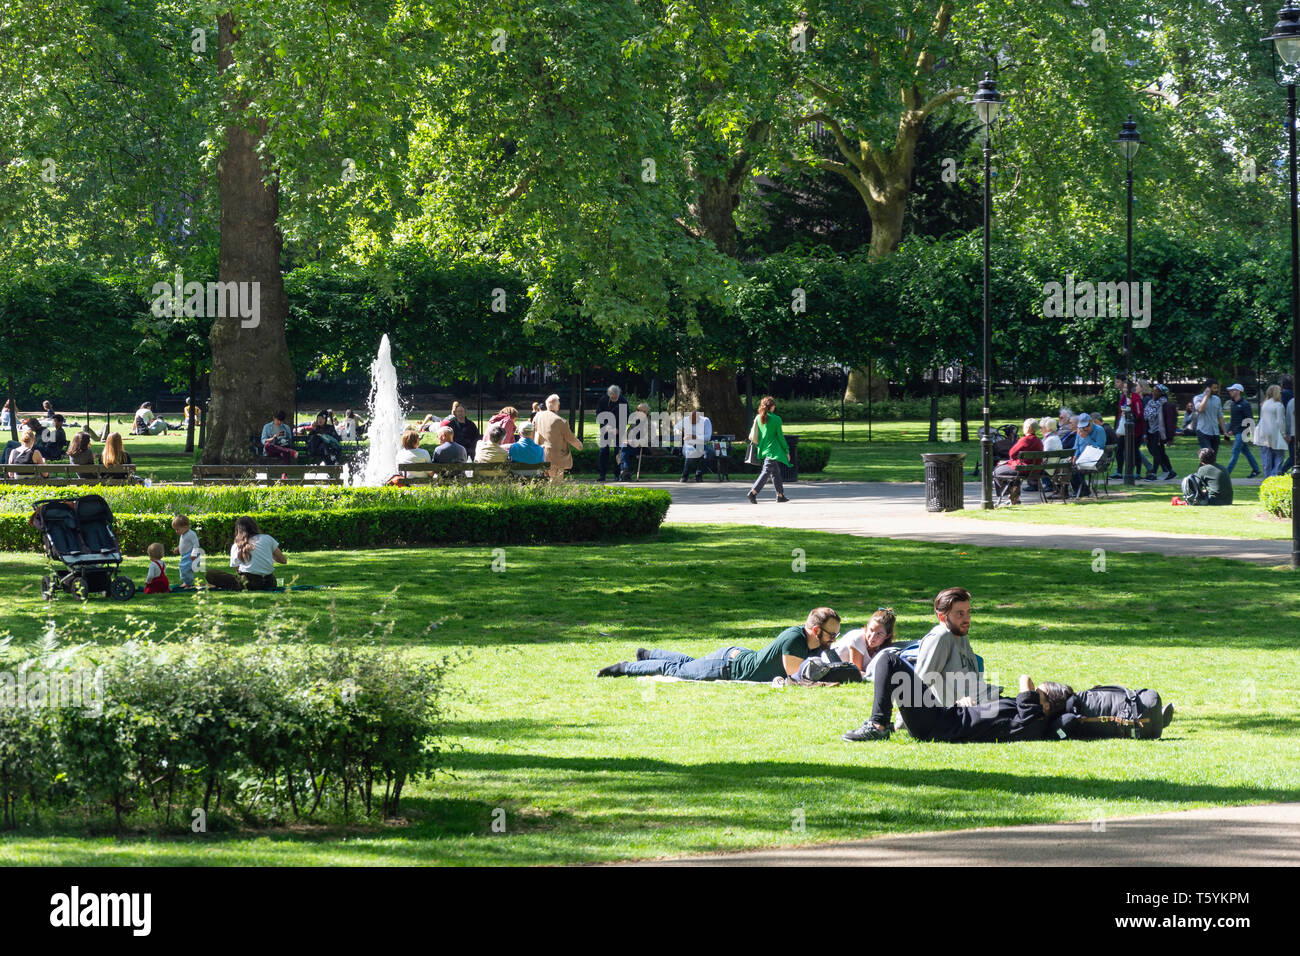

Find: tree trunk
[576,371,586,441]
[674,367,747,437]
[204,13,295,464]
[567,373,578,430]
[185,357,197,454]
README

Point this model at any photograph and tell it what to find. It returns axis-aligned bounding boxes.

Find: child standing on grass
[173,515,199,589]
[143,542,170,594]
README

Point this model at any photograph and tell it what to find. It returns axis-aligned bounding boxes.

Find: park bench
[192,464,343,485]
[631,436,733,481]
[1001,449,1077,506]
[970,425,1018,478]
[2,463,137,485]
[397,461,549,483]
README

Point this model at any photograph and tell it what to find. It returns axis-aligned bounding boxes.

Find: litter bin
[785,434,800,482]
[922,453,965,512]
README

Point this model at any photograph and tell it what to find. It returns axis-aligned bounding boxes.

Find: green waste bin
[922,453,965,512]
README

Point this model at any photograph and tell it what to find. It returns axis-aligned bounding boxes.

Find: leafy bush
[0,607,453,828]
[0,485,671,553]
[1260,475,1292,519]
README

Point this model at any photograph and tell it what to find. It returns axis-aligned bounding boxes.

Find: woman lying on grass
[842,648,1175,743]
[842,649,1070,743]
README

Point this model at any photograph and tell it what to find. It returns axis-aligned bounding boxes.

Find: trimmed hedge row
[569,440,831,475]
[0,487,672,553]
[0,636,452,827]
[1260,475,1293,519]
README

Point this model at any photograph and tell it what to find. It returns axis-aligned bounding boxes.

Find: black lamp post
[972,72,1003,509]
[1265,4,1300,569]
[1116,115,1141,486]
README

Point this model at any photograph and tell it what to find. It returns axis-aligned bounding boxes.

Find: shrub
[0,608,454,828]
[1260,475,1292,519]
[0,485,671,553]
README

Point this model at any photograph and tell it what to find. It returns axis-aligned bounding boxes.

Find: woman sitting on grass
[205,516,286,591]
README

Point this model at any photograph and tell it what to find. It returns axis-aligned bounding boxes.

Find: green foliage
[0,609,454,827]
[0,484,671,553]
[1259,475,1293,519]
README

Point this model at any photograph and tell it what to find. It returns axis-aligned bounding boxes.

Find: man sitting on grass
[1181,447,1233,506]
[596,607,840,682]
[842,659,1070,743]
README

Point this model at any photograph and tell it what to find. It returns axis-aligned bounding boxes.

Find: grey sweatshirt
[913,623,1001,706]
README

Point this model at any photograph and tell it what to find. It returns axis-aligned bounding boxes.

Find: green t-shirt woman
[747,395,791,502]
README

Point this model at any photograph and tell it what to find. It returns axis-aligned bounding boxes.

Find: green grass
[0,524,1296,864]
[964,484,1293,539]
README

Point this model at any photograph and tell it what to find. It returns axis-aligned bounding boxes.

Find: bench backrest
[398,461,547,481]
[3,463,136,483]
[192,464,342,485]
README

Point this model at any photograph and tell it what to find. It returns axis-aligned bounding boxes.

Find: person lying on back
[842,664,1071,743]
[596,608,841,682]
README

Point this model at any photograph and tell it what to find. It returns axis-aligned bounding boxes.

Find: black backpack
[1055,685,1164,740]
[791,650,862,685]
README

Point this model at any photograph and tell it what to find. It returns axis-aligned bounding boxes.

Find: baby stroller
[31,495,135,600]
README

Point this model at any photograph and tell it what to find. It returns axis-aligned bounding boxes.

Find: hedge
[1260,475,1293,519]
[0,630,452,827]
[0,486,671,553]
[569,440,831,475]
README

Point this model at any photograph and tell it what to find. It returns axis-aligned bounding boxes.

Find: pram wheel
[110,576,135,601]
[72,575,89,600]
[40,576,52,600]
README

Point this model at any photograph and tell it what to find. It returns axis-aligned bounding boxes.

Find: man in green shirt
[596,608,841,681]
[1182,447,1233,506]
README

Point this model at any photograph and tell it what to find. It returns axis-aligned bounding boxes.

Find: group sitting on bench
[597,587,1174,744]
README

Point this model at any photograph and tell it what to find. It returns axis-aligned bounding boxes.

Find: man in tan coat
[533,393,583,481]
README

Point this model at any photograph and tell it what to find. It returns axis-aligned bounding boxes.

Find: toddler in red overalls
[143,542,170,594]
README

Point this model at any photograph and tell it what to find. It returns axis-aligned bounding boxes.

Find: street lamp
[1115,114,1141,486]
[972,71,1002,509]
[1264,4,1300,569]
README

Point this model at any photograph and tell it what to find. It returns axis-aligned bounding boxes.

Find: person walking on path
[1255,385,1289,478]
[1224,383,1262,478]
[746,396,790,504]
[1140,381,1175,480]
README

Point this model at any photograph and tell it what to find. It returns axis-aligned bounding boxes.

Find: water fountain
[356,334,405,486]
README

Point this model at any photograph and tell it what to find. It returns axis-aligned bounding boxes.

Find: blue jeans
[179,553,195,587]
[1226,433,1260,475]
[1262,446,1286,478]
[621,646,750,681]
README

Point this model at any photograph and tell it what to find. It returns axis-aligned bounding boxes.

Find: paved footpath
[630,479,1292,564]
[633,803,1300,866]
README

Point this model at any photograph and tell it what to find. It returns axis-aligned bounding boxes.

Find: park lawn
[962,483,1293,539]
[0,524,1296,865]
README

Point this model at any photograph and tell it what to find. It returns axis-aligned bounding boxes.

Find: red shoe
[1171,495,1185,506]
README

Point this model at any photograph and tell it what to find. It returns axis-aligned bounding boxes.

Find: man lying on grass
[843,649,1072,743]
[596,607,840,682]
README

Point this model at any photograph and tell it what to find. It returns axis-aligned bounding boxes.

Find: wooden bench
[1006,449,1077,505]
[631,438,733,481]
[192,464,343,485]
[397,461,549,483]
[2,463,137,485]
